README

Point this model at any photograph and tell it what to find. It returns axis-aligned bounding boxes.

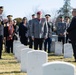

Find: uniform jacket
[0,25,4,36]
[46,21,53,38]
[28,19,33,37]
[0,14,4,37]
[0,14,4,21]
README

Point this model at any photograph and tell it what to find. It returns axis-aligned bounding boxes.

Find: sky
[0,0,76,19]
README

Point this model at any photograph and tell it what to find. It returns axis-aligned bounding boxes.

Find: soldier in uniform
[56,16,66,44]
[44,14,53,53]
[31,11,48,50]
[0,6,4,58]
[67,9,76,62]
[7,15,13,21]
[28,14,35,48]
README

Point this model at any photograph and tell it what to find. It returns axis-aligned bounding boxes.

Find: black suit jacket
[19,22,28,37]
[67,16,76,43]
[4,26,8,37]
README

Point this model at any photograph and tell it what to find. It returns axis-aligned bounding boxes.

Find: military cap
[32,14,35,16]
[7,15,13,17]
[45,14,51,17]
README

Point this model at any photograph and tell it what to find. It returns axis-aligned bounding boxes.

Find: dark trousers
[71,42,76,60]
[7,40,13,53]
[20,36,28,45]
[66,34,69,43]
[0,36,3,58]
[65,34,71,43]
[34,38,44,50]
[5,39,8,53]
[58,36,65,44]
[29,37,33,48]
[44,37,52,53]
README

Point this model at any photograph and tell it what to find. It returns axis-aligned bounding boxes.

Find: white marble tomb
[55,42,63,55]
[20,48,33,72]
[64,43,73,58]
[42,61,75,75]
[27,50,48,75]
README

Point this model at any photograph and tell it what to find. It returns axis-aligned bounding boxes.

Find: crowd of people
[0,6,19,59]
[0,6,76,62]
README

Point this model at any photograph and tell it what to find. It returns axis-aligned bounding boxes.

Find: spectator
[5,19,14,53]
[13,20,19,40]
[4,15,13,53]
[31,11,48,50]
[19,17,28,45]
[67,9,76,62]
[56,16,66,44]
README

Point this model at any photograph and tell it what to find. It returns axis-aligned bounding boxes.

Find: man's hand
[60,33,63,36]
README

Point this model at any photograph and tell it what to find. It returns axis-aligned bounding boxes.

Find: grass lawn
[0,52,26,75]
[0,49,76,75]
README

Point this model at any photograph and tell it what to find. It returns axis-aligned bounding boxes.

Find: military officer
[44,14,53,53]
